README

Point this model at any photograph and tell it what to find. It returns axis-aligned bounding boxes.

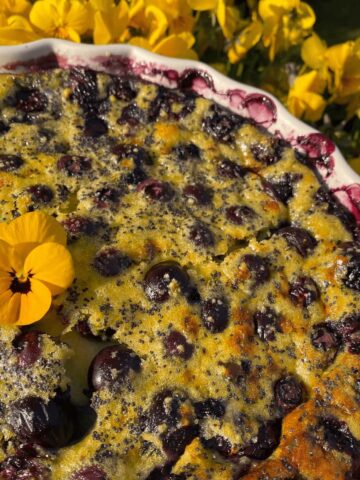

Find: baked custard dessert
[0,67,359,480]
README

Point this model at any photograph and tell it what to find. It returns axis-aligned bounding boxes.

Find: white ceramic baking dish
[0,39,359,221]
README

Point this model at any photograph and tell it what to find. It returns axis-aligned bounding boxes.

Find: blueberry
[137,179,174,202]
[194,399,225,419]
[62,215,98,239]
[226,205,256,225]
[0,154,23,172]
[311,323,340,351]
[266,174,301,204]
[148,88,192,121]
[144,262,190,303]
[274,376,304,413]
[69,68,98,114]
[223,360,251,384]
[15,87,48,113]
[13,331,43,368]
[201,297,229,333]
[321,417,360,457]
[241,421,281,460]
[108,77,137,101]
[250,137,287,165]
[162,425,198,460]
[94,186,121,208]
[173,143,200,161]
[0,120,10,135]
[333,314,360,354]
[141,390,181,432]
[118,103,145,126]
[288,276,319,307]
[125,167,148,185]
[278,226,317,257]
[217,159,247,179]
[112,143,152,166]
[0,452,48,480]
[253,307,282,341]
[189,223,214,248]
[57,155,92,176]
[71,466,108,480]
[242,254,270,286]
[202,106,242,143]
[164,330,194,360]
[8,396,74,448]
[84,117,108,137]
[343,253,360,291]
[183,184,213,205]
[200,435,232,457]
[28,184,53,204]
[93,248,132,277]
[88,345,141,391]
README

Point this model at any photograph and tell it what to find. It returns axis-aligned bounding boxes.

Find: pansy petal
[29,0,58,32]
[187,0,217,11]
[0,290,20,325]
[1,211,67,246]
[0,239,22,274]
[24,242,74,296]
[16,279,51,326]
[154,34,198,59]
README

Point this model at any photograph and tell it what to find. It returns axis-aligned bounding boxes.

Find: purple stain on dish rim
[332,184,360,223]
[2,49,360,222]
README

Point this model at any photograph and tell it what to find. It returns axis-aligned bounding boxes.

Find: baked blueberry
[13,331,43,368]
[93,248,132,277]
[144,262,190,302]
[288,276,319,307]
[183,184,213,205]
[164,330,194,360]
[278,226,317,257]
[226,205,256,225]
[88,345,141,391]
[217,159,247,179]
[0,154,23,171]
[201,297,229,333]
[15,87,48,113]
[71,466,108,480]
[253,307,282,341]
[57,155,92,176]
[189,223,214,248]
[8,396,74,448]
[28,184,54,204]
[274,376,304,413]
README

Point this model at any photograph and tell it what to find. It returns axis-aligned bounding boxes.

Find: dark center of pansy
[10,276,32,294]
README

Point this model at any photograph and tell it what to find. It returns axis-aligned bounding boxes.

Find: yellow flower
[0,212,74,326]
[0,14,39,45]
[228,18,263,63]
[91,0,129,44]
[130,32,197,59]
[188,0,239,39]
[0,0,31,16]
[259,0,315,61]
[302,34,360,116]
[287,70,326,122]
[29,0,90,42]
[349,157,360,175]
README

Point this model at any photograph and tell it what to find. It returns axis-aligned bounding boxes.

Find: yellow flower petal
[16,279,52,326]
[187,0,217,11]
[129,36,152,50]
[298,2,315,29]
[0,239,21,275]
[145,6,168,45]
[24,242,74,296]
[29,0,58,33]
[0,276,11,295]
[0,15,39,45]
[228,20,263,63]
[0,211,67,247]
[153,33,198,59]
[0,290,20,325]
[65,1,90,35]
[301,33,327,70]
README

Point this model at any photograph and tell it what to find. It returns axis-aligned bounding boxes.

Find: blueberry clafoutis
[0,68,359,479]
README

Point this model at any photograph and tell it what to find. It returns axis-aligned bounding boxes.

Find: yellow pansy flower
[130,31,197,59]
[188,0,239,39]
[0,212,74,326]
[91,0,129,44]
[29,0,90,43]
[287,69,326,122]
[259,0,315,61]
[302,34,360,115]
[0,0,31,16]
[129,1,168,46]
[0,14,39,45]
[228,18,263,63]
